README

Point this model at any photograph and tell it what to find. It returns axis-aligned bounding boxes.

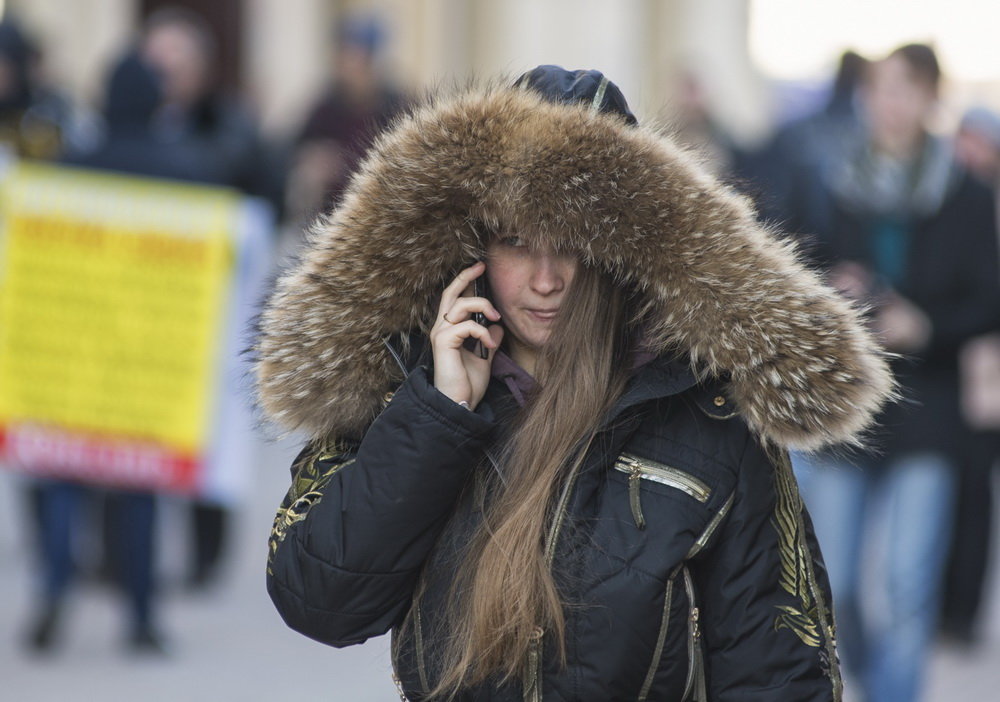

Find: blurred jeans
[36,480,156,631]
[792,451,954,702]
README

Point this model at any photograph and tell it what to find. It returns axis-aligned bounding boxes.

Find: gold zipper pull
[524,626,544,702]
[628,463,646,530]
[690,606,708,702]
[392,672,410,702]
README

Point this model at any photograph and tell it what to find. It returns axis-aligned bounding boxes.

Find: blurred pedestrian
[284,13,407,224]
[142,7,272,196]
[258,65,894,700]
[792,45,1000,702]
[954,106,1000,194]
[25,50,194,655]
[939,105,1000,646]
[1,14,102,643]
[753,50,868,232]
[0,17,94,160]
[670,70,747,178]
[140,6,276,589]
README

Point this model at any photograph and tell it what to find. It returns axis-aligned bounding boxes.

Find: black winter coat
[256,81,894,701]
[268,358,843,701]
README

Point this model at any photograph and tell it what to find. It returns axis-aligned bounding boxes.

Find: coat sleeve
[266,367,494,647]
[692,434,842,701]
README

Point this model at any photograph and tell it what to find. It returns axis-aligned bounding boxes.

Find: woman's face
[485,235,579,356]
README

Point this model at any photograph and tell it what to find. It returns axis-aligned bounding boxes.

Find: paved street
[1,435,998,701]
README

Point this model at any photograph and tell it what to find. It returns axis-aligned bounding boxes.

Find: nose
[529,253,567,295]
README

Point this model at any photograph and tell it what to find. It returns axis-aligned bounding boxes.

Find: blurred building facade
[2,0,767,139]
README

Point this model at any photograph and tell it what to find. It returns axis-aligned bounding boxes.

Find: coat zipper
[391,586,427,702]
[685,491,735,559]
[390,625,410,701]
[614,455,711,529]
[523,625,544,702]
[413,600,430,694]
[627,464,647,530]
[614,455,711,502]
[391,672,410,702]
[681,565,708,702]
[524,443,594,702]
[638,565,683,701]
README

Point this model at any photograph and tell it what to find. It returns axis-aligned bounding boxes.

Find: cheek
[560,259,579,287]
[486,263,523,311]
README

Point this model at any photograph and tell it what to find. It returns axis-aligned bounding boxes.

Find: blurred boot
[126,625,169,656]
[27,481,82,653]
[188,501,228,589]
[107,490,165,655]
[24,601,62,652]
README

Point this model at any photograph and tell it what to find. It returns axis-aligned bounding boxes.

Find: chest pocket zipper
[613,454,712,529]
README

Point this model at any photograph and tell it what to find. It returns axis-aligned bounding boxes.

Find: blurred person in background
[752,50,869,232]
[283,13,407,225]
[792,45,1000,702]
[0,17,95,161]
[954,106,1000,193]
[1,13,101,621]
[670,70,747,179]
[939,105,1000,647]
[24,50,196,655]
[142,7,273,198]
[141,6,276,590]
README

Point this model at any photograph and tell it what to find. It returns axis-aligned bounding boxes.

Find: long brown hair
[430,259,637,696]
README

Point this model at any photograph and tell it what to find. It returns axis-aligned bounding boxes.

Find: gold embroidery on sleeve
[772,453,822,647]
[769,448,843,700]
[267,438,355,570]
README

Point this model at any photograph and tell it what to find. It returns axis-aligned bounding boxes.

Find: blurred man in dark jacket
[792,45,1000,702]
[140,7,277,589]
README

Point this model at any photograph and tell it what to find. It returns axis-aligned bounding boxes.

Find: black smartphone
[462,274,490,359]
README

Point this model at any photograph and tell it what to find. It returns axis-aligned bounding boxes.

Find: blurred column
[267,0,765,141]
[244,0,334,135]
[673,0,768,143]
[464,0,649,116]
[382,0,474,87]
[638,0,685,120]
[6,0,135,106]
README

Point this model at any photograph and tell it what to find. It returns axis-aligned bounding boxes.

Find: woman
[256,67,893,701]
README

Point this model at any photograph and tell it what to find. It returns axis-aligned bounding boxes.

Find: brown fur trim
[255,85,894,450]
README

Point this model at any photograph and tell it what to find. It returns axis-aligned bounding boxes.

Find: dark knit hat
[515,65,638,126]
[960,107,1000,150]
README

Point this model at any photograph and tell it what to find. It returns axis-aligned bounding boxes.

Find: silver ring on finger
[442,312,452,324]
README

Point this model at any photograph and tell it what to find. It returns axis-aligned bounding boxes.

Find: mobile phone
[462,274,490,359]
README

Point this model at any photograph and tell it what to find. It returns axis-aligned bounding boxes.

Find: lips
[526,309,559,321]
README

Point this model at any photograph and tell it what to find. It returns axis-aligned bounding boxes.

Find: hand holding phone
[430,262,504,410]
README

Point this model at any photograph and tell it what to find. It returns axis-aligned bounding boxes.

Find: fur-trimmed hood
[255,83,894,450]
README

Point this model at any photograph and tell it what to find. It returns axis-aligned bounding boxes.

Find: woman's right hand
[430,262,504,410]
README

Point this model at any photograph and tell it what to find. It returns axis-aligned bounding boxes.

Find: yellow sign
[0,162,237,455]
